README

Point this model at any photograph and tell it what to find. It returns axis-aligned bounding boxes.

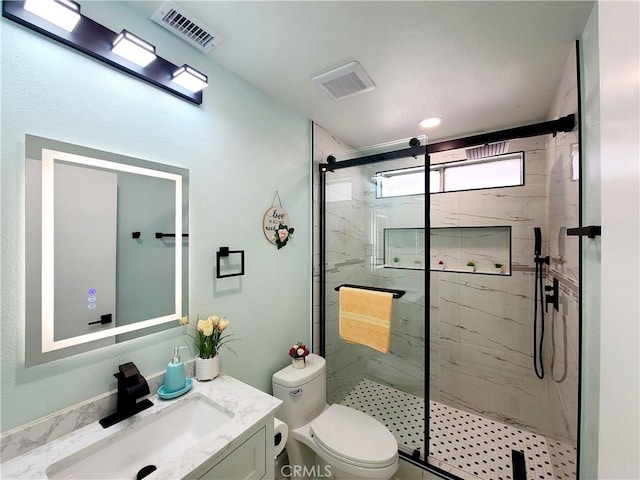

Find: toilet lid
[310,404,397,468]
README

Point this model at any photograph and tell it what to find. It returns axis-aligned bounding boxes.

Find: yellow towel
[339,287,393,354]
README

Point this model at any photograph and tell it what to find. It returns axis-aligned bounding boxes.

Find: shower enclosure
[315,108,581,479]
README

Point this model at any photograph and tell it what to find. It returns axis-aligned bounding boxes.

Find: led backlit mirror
[25,135,189,366]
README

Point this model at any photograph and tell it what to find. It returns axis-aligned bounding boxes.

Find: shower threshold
[338,378,575,480]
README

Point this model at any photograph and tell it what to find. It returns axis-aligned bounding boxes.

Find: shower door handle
[289,389,303,396]
[567,225,601,238]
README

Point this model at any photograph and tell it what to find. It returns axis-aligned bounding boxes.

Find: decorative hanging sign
[263,191,294,249]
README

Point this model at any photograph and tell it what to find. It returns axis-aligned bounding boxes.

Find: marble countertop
[1,374,282,479]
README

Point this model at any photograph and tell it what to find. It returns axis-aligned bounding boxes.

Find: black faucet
[99,362,153,428]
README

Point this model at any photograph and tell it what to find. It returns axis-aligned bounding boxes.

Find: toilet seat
[310,404,397,468]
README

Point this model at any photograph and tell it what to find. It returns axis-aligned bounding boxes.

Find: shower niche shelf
[383,228,425,270]
[430,225,511,276]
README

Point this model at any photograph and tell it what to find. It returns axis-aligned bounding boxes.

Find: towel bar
[335,284,405,299]
[155,232,189,238]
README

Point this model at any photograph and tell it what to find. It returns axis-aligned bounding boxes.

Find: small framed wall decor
[263,191,294,249]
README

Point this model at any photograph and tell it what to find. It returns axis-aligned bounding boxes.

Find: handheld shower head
[534,227,542,257]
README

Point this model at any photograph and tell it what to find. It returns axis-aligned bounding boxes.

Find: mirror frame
[25,135,189,365]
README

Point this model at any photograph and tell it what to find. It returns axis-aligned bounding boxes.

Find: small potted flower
[393,256,400,266]
[438,260,445,270]
[493,262,503,274]
[189,314,235,381]
[466,261,476,272]
[289,341,310,369]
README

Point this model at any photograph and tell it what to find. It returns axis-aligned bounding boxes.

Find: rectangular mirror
[25,135,189,366]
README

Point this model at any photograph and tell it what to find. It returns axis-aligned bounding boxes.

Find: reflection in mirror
[25,135,189,366]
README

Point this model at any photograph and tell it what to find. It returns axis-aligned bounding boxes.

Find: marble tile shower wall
[430,135,551,437]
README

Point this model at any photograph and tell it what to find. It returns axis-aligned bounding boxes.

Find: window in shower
[376,151,524,198]
[326,178,353,202]
[374,166,439,197]
[441,152,524,192]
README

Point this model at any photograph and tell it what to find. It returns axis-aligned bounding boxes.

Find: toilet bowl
[272,354,398,480]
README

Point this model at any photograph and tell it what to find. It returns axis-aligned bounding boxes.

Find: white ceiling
[130,1,594,149]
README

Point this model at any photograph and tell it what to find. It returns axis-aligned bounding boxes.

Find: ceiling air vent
[151,2,223,55]
[312,61,375,100]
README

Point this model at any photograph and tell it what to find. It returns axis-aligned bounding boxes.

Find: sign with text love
[263,206,290,244]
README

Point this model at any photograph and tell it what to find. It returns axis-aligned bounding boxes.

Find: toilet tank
[272,354,326,428]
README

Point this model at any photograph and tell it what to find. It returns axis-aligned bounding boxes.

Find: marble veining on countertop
[0,374,282,479]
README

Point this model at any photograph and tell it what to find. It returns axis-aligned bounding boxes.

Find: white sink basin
[46,393,234,479]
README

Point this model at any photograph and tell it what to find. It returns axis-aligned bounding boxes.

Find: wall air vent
[151,2,223,55]
[312,61,376,100]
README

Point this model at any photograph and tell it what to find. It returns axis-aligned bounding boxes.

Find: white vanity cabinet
[184,414,275,480]
[195,426,267,480]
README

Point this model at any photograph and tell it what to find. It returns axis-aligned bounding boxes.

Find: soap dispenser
[164,346,187,393]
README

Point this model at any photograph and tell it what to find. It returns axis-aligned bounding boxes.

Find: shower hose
[533,257,545,379]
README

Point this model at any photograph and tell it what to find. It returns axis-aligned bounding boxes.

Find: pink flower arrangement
[274,223,294,249]
[289,342,310,359]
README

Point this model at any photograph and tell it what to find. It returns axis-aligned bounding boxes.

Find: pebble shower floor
[339,378,576,480]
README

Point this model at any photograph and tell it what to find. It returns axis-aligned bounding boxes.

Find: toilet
[272,354,398,480]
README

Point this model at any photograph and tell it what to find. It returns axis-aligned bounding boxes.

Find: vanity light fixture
[24,0,80,32]
[112,29,157,68]
[172,65,208,93]
[419,117,442,129]
[2,0,203,104]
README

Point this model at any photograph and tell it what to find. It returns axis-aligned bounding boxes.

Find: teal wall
[1,2,311,432]
[579,5,601,478]
[592,2,640,478]
[580,2,640,478]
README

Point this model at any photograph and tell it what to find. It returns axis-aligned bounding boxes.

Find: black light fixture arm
[2,1,203,104]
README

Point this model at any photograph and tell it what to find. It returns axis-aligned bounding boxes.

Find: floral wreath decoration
[274,223,294,249]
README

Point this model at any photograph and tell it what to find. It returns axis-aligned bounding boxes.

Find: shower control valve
[535,255,550,266]
[545,278,559,312]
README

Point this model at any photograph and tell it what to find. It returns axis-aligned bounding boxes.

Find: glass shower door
[321,152,427,461]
